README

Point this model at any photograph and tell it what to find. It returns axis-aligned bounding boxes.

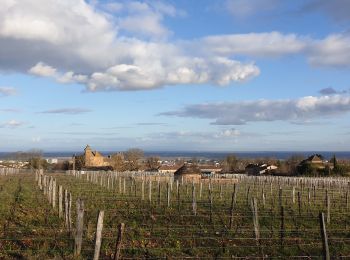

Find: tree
[145,157,160,171]
[28,157,48,170]
[74,155,85,170]
[124,148,144,171]
[223,154,238,173]
[286,154,305,175]
[110,153,125,171]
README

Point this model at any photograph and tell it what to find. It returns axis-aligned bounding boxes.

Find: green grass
[1,172,350,259]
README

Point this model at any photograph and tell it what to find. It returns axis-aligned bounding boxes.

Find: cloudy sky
[1,0,350,152]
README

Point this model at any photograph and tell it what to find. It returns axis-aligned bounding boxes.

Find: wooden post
[292,187,295,204]
[326,192,330,224]
[157,182,161,206]
[166,183,170,208]
[199,181,202,199]
[148,180,152,203]
[229,184,237,229]
[177,182,180,212]
[68,193,72,233]
[74,199,84,256]
[58,185,63,218]
[298,191,302,216]
[141,180,145,201]
[113,223,125,260]
[192,184,197,216]
[251,198,260,245]
[319,212,330,260]
[52,179,56,208]
[93,210,104,260]
[209,188,213,223]
[280,206,285,249]
[65,189,69,228]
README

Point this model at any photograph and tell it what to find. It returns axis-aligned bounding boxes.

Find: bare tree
[110,153,125,171]
[222,154,238,173]
[145,157,160,171]
[124,148,144,171]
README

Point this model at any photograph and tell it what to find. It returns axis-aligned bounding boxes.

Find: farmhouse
[245,163,278,175]
[174,164,202,183]
[75,145,111,169]
[298,154,326,169]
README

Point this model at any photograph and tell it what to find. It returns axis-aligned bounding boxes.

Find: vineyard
[1,168,350,259]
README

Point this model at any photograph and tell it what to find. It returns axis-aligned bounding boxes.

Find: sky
[1,0,350,152]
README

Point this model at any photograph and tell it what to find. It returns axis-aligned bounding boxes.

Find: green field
[1,170,350,259]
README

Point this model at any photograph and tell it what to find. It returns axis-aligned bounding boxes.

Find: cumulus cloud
[0,0,257,91]
[0,120,23,128]
[1,0,350,93]
[201,32,307,57]
[161,95,350,125]
[40,108,92,115]
[308,34,350,67]
[0,86,17,97]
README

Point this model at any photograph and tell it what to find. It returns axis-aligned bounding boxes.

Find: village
[2,145,349,177]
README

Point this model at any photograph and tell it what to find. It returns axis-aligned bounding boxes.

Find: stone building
[174,164,202,183]
[74,145,111,169]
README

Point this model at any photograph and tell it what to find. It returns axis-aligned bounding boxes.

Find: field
[1,169,350,259]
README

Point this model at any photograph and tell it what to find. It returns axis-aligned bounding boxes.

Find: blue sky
[1,0,350,152]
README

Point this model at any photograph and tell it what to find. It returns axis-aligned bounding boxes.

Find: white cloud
[161,95,350,125]
[0,119,23,128]
[308,34,350,67]
[201,32,307,57]
[0,86,17,96]
[1,0,350,93]
[28,62,56,77]
[40,108,92,115]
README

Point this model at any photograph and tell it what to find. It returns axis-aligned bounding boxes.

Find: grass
[1,171,350,259]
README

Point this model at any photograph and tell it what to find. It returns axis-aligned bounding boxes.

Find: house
[74,145,111,169]
[245,163,278,175]
[298,154,326,169]
[198,165,222,175]
[174,164,202,183]
[158,165,181,174]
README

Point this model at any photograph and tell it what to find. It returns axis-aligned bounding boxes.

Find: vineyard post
[65,189,69,228]
[74,198,84,257]
[199,181,202,199]
[52,179,56,208]
[93,210,104,260]
[68,192,72,234]
[148,179,152,203]
[292,187,295,204]
[298,191,302,216]
[141,179,144,201]
[167,182,170,208]
[326,192,330,224]
[280,206,285,249]
[319,212,330,260]
[229,184,237,229]
[192,183,197,216]
[158,182,161,206]
[251,198,260,245]
[113,223,125,260]
[58,185,63,218]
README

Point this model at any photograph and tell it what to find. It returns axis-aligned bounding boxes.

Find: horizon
[1,1,350,151]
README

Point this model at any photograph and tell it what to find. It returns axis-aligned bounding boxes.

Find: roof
[174,164,201,176]
[84,145,91,151]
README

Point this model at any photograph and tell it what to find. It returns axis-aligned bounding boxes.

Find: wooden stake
[113,223,125,260]
[319,212,330,260]
[93,210,104,260]
[74,199,84,256]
